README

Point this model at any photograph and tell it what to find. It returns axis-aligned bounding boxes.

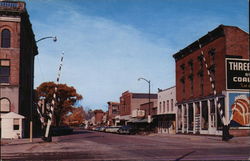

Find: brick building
[173,25,249,136]
[107,101,120,126]
[117,91,157,125]
[93,109,104,125]
[140,101,157,117]
[0,1,38,138]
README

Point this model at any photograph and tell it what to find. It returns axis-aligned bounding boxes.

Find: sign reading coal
[226,58,250,90]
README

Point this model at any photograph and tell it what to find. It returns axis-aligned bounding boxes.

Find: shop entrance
[209,99,217,134]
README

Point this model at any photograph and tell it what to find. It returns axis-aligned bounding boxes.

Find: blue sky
[24,0,249,111]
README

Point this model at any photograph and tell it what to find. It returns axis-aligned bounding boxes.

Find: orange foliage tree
[36,82,83,127]
[63,107,86,126]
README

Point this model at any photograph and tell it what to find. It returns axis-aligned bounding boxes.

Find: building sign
[226,58,250,90]
[229,93,250,127]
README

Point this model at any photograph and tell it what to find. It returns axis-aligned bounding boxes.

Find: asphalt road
[1,129,250,160]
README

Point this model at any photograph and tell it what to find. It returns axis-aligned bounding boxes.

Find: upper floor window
[1,29,11,48]
[188,60,194,96]
[171,99,174,111]
[0,60,10,83]
[208,48,216,65]
[163,101,165,113]
[167,100,169,112]
[159,102,162,113]
[0,98,10,112]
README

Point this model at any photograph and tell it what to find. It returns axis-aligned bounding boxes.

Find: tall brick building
[107,101,120,126]
[93,109,104,125]
[0,1,38,138]
[117,91,157,125]
[173,25,249,136]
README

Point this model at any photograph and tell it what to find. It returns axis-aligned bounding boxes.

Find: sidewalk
[1,137,59,146]
[149,132,250,145]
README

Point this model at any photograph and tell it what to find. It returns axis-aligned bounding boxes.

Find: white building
[156,86,177,134]
[0,112,25,139]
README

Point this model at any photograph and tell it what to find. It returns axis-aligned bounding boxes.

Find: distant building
[156,86,177,134]
[94,109,104,125]
[140,101,157,117]
[173,25,249,136]
[107,101,120,126]
[117,91,157,125]
[0,1,38,138]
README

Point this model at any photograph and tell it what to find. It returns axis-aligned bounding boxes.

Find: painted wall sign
[229,93,250,127]
[226,58,250,90]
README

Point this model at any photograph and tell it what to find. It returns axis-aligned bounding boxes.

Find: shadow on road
[175,151,196,161]
[72,129,93,135]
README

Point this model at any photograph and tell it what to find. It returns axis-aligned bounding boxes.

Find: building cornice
[173,25,227,61]
[0,16,20,22]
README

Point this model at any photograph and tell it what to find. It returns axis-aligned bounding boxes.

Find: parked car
[105,126,121,133]
[118,125,137,135]
[93,127,101,131]
[99,126,106,132]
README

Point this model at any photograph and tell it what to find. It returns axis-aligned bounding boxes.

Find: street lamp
[30,36,57,142]
[138,77,151,123]
[36,36,57,43]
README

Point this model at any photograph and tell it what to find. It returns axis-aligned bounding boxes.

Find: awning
[128,118,153,123]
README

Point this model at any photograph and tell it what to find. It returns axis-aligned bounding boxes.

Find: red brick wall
[175,26,249,103]
[140,102,157,116]
[107,102,120,125]
[0,20,21,85]
[120,91,132,116]
[94,110,104,125]
[224,27,249,59]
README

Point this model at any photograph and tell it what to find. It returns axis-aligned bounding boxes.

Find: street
[1,129,250,160]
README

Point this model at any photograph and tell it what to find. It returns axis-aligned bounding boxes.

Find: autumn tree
[63,107,85,126]
[36,82,83,127]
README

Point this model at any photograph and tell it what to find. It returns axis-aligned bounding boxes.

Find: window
[0,98,10,112]
[201,101,208,130]
[200,76,204,95]
[1,29,11,48]
[188,60,193,74]
[171,99,173,112]
[159,102,162,113]
[13,119,19,130]
[180,63,186,98]
[208,48,216,65]
[177,105,182,130]
[167,100,169,112]
[188,60,194,96]
[163,101,165,113]
[197,55,204,95]
[0,60,10,83]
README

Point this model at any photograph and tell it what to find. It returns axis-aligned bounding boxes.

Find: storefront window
[201,101,208,130]
[188,103,194,130]
[177,105,182,130]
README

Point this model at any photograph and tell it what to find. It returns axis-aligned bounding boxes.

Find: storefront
[177,96,224,135]
[157,114,176,134]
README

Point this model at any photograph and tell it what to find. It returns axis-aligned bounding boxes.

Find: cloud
[31,0,248,110]
[33,7,173,110]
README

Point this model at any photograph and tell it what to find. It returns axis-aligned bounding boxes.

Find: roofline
[172,24,248,61]
[107,101,120,105]
[158,86,176,93]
